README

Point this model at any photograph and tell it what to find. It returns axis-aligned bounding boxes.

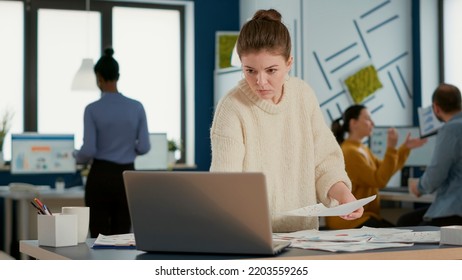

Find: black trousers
[84,159,134,238]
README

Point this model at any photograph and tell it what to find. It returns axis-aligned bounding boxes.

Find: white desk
[0,186,84,259]
[379,190,435,203]
[6,188,432,259]
[19,227,462,260]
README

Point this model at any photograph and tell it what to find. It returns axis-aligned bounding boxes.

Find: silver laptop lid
[123,171,276,255]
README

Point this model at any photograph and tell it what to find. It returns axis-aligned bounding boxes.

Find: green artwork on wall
[216,32,239,69]
[344,65,383,104]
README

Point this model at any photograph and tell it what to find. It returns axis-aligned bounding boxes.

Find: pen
[33,197,52,215]
[43,204,52,215]
[30,201,46,215]
[34,197,44,209]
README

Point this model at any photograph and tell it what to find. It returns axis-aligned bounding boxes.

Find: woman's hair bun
[252,9,282,22]
[104,48,115,57]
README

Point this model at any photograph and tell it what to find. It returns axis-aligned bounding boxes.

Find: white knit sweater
[210,77,351,232]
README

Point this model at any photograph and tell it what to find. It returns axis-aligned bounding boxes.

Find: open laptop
[123,171,290,255]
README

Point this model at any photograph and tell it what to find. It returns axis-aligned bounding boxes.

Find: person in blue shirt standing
[74,48,151,237]
[398,83,462,226]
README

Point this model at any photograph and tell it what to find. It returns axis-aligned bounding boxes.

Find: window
[37,9,101,152]
[0,1,24,161]
[112,7,182,144]
[5,0,192,164]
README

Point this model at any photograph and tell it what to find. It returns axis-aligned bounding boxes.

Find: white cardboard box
[440,225,462,246]
[38,214,78,247]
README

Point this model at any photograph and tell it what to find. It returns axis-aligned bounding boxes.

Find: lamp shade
[230,43,241,67]
[71,58,98,91]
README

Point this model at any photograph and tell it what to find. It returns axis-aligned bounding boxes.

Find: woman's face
[240,50,293,104]
[350,109,375,138]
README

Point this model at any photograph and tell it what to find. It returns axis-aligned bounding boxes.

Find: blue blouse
[74,92,150,165]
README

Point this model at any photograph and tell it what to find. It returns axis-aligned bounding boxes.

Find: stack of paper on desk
[92,233,136,249]
[273,227,440,252]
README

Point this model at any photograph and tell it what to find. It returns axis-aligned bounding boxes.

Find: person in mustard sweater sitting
[326,105,427,229]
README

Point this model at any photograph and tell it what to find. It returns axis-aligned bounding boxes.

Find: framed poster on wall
[215,31,239,70]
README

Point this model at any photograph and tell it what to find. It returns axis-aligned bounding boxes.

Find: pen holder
[38,214,78,247]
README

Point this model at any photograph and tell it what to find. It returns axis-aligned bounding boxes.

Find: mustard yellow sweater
[326,139,410,229]
[210,77,351,232]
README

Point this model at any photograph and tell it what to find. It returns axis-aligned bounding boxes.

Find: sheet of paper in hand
[280,195,376,217]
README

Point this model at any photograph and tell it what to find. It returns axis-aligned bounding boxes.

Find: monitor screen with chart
[369,126,437,167]
[10,133,76,174]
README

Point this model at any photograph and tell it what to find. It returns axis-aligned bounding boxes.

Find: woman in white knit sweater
[210,9,363,232]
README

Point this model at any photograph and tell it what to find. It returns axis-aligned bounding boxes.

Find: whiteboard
[304,0,413,126]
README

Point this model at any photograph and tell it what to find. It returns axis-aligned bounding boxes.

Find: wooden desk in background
[379,189,435,203]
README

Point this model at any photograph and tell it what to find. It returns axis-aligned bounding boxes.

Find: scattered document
[273,227,437,252]
[280,195,376,217]
[92,233,136,249]
[369,231,440,243]
[417,106,444,138]
[273,227,411,243]
[288,240,413,252]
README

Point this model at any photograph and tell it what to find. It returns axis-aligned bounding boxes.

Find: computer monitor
[10,133,76,174]
[369,126,437,167]
[134,133,168,170]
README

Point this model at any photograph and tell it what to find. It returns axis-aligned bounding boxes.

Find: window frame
[23,0,187,163]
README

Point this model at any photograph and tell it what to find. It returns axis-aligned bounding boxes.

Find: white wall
[303,0,413,126]
[420,0,439,107]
